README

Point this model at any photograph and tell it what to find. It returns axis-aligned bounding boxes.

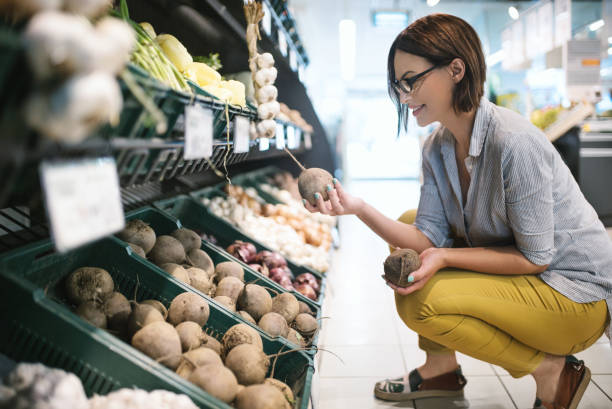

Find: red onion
[255,250,287,269]
[294,282,317,300]
[248,263,270,277]
[227,240,257,263]
[269,267,290,282]
[279,275,294,291]
[295,273,320,292]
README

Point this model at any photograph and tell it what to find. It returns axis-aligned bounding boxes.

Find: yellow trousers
[395,209,609,378]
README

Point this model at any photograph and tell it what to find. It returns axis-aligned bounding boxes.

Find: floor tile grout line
[492,364,520,409]
[591,378,612,402]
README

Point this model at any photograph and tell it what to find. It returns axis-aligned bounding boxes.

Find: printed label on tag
[275,123,285,149]
[304,132,312,149]
[184,105,213,160]
[41,158,124,252]
[234,116,250,153]
[259,137,270,151]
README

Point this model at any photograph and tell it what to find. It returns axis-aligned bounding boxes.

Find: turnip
[65,267,114,305]
[292,313,317,337]
[171,228,201,253]
[127,242,145,258]
[224,343,270,385]
[188,363,238,403]
[286,328,305,347]
[383,248,421,287]
[298,168,333,206]
[175,321,204,352]
[149,236,186,266]
[176,347,222,379]
[117,219,156,254]
[201,334,222,355]
[298,301,312,315]
[168,292,210,326]
[127,303,164,337]
[132,321,181,369]
[238,310,256,325]
[186,249,214,276]
[221,324,263,355]
[271,293,299,323]
[214,296,236,312]
[216,276,244,302]
[237,284,272,321]
[161,263,191,286]
[264,378,294,408]
[140,299,168,320]
[235,384,286,409]
[185,267,214,295]
[76,301,107,328]
[103,291,131,332]
[214,261,244,283]
[258,312,289,338]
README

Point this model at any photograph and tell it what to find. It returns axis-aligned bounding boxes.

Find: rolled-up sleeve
[503,135,556,265]
[414,156,454,248]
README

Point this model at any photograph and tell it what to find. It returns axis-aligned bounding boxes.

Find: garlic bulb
[256,52,275,69]
[254,67,277,87]
[257,101,280,120]
[256,119,277,138]
[255,85,278,104]
[63,0,111,18]
[94,17,135,75]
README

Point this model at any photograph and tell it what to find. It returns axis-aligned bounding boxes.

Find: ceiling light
[339,19,356,81]
[589,19,605,32]
[427,0,440,6]
[508,6,519,20]
[371,10,410,27]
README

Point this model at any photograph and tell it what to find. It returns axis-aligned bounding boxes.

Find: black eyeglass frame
[392,65,439,95]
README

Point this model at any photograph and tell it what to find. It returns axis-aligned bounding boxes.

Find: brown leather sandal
[374,365,467,401]
[532,356,591,409]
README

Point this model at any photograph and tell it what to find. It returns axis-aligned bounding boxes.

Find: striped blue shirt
[414,97,612,345]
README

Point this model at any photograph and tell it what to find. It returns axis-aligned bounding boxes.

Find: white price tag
[262,2,272,36]
[233,116,250,153]
[278,31,288,56]
[286,126,297,149]
[41,158,124,253]
[304,132,312,149]
[259,137,270,151]
[275,123,285,149]
[184,104,213,160]
[298,65,305,82]
[295,128,302,148]
[289,49,298,72]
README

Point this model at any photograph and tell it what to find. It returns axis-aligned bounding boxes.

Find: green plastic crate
[120,206,321,351]
[0,238,313,409]
[155,193,326,306]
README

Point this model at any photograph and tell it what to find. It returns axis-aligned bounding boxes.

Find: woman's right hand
[302,179,364,216]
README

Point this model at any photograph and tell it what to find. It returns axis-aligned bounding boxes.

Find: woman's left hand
[386,247,447,295]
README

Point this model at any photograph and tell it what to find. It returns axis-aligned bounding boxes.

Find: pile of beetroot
[226,240,321,300]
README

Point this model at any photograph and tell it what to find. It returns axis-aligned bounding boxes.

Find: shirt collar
[467,97,494,158]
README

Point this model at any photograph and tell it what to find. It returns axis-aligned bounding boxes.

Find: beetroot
[295,273,320,292]
[294,282,317,300]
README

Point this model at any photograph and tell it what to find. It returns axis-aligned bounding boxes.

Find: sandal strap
[376,366,466,394]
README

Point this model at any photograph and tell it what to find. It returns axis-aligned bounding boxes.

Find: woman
[303,13,612,409]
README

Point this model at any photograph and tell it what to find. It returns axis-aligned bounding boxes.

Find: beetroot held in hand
[298,167,333,206]
[383,248,421,287]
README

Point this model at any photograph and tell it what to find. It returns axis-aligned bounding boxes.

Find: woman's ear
[447,58,465,83]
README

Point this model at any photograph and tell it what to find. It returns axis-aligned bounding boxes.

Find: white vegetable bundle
[244,1,279,139]
[19,8,134,143]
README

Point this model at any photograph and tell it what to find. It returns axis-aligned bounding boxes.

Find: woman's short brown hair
[388,13,486,133]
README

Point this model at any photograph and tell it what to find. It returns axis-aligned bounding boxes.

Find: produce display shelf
[118,206,321,351]
[155,193,326,305]
[0,237,314,409]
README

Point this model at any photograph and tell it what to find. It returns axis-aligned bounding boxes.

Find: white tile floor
[314,180,612,409]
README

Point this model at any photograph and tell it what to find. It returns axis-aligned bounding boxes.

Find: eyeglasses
[392,65,438,95]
